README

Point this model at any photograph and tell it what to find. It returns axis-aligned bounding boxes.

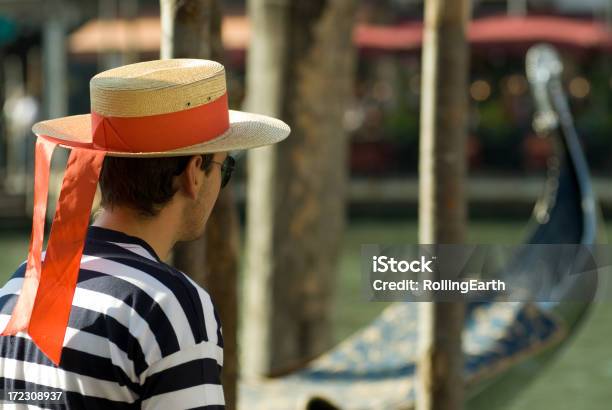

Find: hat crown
[90,59,227,118]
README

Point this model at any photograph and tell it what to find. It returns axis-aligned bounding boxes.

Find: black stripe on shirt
[213,308,224,348]
[66,306,148,377]
[140,358,222,401]
[0,335,140,395]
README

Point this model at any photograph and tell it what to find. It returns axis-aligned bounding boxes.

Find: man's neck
[92,207,177,261]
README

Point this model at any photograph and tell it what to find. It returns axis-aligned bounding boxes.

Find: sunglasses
[211,155,235,188]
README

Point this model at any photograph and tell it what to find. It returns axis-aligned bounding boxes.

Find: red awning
[69,15,612,55]
[355,16,612,51]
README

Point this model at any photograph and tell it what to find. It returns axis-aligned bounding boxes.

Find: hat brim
[32,110,290,157]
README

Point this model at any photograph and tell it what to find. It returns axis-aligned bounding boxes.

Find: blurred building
[1,0,611,221]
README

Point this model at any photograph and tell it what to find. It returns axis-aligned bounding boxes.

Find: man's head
[99,152,228,242]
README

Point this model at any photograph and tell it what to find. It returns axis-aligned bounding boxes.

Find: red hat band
[91,92,230,152]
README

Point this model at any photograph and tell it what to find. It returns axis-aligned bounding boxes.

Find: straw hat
[32,58,290,156]
[1,59,289,366]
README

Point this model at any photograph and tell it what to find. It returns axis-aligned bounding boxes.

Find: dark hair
[99,154,214,217]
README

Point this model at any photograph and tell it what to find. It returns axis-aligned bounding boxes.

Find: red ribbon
[30,148,106,364]
[2,138,56,336]
[91,93,230,152]
[2,141,105,365]
[2,94,230,364]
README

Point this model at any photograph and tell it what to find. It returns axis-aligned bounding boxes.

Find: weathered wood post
[242,0,357,377]
[417,1,470,409]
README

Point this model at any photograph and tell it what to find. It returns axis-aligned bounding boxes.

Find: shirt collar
[86,226,162,262]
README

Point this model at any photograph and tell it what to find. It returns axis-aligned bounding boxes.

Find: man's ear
[180,155,204,200]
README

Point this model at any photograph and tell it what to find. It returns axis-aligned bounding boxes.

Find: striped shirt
[0,226,225,409]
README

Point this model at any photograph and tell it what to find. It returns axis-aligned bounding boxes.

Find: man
[0,59,290,409]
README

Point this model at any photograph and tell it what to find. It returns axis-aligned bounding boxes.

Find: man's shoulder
[80,240,221,348]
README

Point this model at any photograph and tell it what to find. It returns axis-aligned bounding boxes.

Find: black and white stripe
[0,227,224,409]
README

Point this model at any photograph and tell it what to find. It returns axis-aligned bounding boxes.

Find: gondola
[239,44,602,410]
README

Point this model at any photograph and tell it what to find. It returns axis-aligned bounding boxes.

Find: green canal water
[1,219,611,409]
[335,220,612,410]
